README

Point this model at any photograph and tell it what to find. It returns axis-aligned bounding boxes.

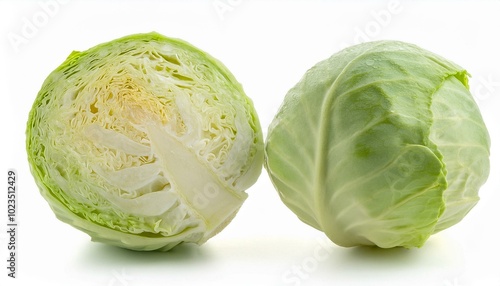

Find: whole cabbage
[265,40,490,248]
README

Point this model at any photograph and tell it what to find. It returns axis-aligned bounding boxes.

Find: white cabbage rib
[147,123,247,239]
[84,124,151,156]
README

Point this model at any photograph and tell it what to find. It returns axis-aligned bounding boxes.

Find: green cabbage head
[265,40,490,248]
[27,32,263,251]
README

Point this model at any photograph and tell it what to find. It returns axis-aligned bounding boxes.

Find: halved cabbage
[27,32,263,251]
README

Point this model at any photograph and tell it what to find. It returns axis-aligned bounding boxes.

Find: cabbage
[26,32,263,251]
[264,40,490,248]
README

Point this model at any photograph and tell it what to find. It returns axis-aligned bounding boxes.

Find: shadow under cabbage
[312,234,463,278]
[76,241,213,267]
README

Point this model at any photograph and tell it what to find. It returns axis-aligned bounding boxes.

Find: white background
[1,0,499,285]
